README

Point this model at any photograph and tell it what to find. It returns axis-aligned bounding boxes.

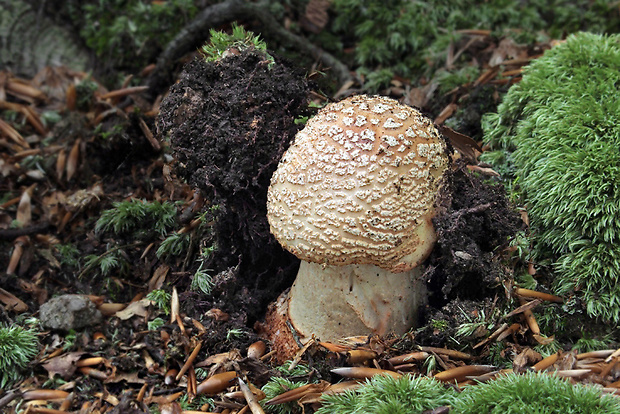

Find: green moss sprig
[200,23,274,68]
[316,374,457,414]
[0,325,38,388]
[454,371,620,413]
[482,32,620,322]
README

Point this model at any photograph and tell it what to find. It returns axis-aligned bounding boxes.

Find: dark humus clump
[427,165,523,304]
[157,50,309,324]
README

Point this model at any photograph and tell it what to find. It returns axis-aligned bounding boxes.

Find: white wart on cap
[267,95,449,272]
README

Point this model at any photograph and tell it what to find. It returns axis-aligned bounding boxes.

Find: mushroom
[266,95,450,343]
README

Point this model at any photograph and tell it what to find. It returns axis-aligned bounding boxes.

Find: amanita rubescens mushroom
[266,95,449,342]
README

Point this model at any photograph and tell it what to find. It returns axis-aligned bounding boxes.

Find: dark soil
[426,163,523,306]
[157,51,309,328]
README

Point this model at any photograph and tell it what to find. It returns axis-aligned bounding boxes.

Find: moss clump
[0,325,38,388]
[482,32,620,322]
[316,375,457,414]
[453,371,620,414]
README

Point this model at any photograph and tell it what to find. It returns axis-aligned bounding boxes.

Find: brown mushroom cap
[267,95,449,272]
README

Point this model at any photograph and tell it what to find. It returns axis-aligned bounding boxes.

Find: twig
[0,221,50,241]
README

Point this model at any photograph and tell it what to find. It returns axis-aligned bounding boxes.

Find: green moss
[453,371,620,413]
[78,0,198,72]
[95,199,177,237]
[316,375,457,414]
[0,325,38,388]
[328,0,620,90]
[200,23,274,68]
[482,32,620,322]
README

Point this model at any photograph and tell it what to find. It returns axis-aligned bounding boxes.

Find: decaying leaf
[0,286,29,312]
[114,298,151,320]
[42,352,85,379]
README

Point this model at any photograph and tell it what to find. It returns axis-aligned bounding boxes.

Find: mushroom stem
[287,261,427,342]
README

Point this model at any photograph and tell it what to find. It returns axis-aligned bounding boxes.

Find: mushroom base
[287,261,427,343]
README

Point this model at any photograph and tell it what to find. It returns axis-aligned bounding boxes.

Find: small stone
[39,294,102,331]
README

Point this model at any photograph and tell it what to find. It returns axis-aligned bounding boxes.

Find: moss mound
[454,371,620,414]
[482,32,620,322]
[316,374,457,414]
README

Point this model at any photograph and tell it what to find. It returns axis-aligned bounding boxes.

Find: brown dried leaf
[438,125,482,163]
[42,352,85,379]
[0,286,28,312]
[148,264,169,292]
[406,82,438,109]
[489,38,527,67]
[513,348,542,372]
[114,298,150,320]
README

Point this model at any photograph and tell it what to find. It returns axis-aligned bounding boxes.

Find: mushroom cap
[267,95,449,272]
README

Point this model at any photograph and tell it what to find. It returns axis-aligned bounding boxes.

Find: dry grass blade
[505,299,542,318]
[0,118,29,149]
[100,85,149,100]
[554,369,592,379]
[519,298,541,335]
[418,346,472,360]
[139,117,161,151]
[78,366,108,380]
[387,351,429,365]
[576,350,615,360]
[515,288,563,303]
[22,389,70,401]
[66,139,81,181]
[288,339,316,371]
[496,323,521,342]
[473,323,509,349]
[347,349,377,364]
[331,367,402,380]
[266,382,330,405]
[196,371,237,395]
[7,236,28,275]
[532,352,559,372]
[170,286,180,324]
[238,377,265,414]
[176,342,202,381]
[434,365,496,382]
